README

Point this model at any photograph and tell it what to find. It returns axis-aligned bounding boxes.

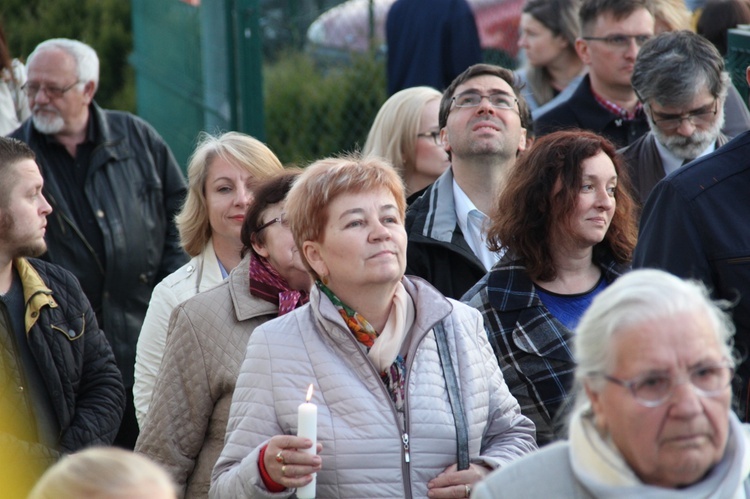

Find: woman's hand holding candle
[265,435,322,489]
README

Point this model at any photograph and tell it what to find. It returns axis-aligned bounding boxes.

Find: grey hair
[572,269,736,409]
[632,30,728,108]
[27,38,99,91]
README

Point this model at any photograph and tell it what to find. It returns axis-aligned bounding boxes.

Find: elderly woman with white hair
[133,131,283,426]
[472,268,748,497]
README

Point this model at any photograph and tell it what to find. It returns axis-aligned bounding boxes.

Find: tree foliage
[1,0,134,111]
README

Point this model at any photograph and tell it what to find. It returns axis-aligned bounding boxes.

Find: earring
[321,274,329,286]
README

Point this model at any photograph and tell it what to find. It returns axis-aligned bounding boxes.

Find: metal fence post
[234,0,266,140]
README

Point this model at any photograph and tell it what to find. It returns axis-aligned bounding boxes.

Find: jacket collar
[418,167,458,243]
[228,254,280,321]
[487,251,627,313]
[14,258,57,333]
[196,238,225,293]
[311,276,454,343]
[568,75,636,133]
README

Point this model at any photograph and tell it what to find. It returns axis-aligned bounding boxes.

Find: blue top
[536,276,607,330]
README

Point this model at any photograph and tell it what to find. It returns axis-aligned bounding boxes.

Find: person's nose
[235,184,253,207]
[667,379,704,418]
[475,96,496,116]
[624,38,639,60]
[675,118,697,137]
[518,34,527,49]
[369,219,391,242]
[596,187,614,210]
[31,89,49,106]
[39,193,53,216]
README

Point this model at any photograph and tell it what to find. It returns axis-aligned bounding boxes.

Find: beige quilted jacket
[135,256,278,498]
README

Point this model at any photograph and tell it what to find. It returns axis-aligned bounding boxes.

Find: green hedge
[264,50,387,166]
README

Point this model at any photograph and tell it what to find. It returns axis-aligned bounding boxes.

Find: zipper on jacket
[402,432,410,463]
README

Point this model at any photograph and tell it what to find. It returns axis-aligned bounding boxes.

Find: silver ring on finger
[465,484,472,497]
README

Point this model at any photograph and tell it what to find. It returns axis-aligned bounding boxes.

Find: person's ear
[251,236,269,259]
[585,381,608,434]
[82,80,96,104]
[302,241,329,280]
[440,128,451,155]
[746,66,750,88]
[576,38,592,65]
[517,127,528,153]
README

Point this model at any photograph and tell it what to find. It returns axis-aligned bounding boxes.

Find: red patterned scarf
[249,256,309,315]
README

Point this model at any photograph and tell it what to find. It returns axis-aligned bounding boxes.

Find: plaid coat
[462,252,628,445]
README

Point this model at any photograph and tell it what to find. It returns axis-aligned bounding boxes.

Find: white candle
[296,384,317,499]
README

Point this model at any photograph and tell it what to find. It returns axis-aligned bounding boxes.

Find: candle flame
[305,384,314,403]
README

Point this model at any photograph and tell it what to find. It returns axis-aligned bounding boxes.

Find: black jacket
[634,131,750,420]
[0,259,124,463]
[534,75,649,149]
[10,103,187,385]
[405,168,486,299]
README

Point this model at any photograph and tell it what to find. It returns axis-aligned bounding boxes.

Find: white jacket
[210,276,537,498]
[0,59,30,136]
[133,241,225,426]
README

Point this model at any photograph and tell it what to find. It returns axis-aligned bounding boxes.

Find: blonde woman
[133,132,283,426]
[363,86,449,203]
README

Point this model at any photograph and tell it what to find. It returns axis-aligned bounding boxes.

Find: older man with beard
[619,31,729,205]
[9,38,186,449]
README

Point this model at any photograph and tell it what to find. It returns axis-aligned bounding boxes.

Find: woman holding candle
[210,155,537,498]
[135,171,312,498]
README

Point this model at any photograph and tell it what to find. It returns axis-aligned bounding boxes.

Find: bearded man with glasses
[534,0,654,148]
[619,31,732,205]
[634,63,750,423]
[404,63,530,300]
[9,38,187,450]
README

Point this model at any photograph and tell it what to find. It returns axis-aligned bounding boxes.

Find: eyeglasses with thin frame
[22,80,81,99]
[598,361,734,408]
[451,91,519,112]
[649,100,719,131]
[582,34,652,49]
[417,131,441,146]
[254,214,289,234]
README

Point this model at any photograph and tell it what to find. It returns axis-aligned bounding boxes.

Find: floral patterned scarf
[249,255,309,315]
[316,280,409,411]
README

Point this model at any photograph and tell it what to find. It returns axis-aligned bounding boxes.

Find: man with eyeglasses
[634,65,750,422]
[619,31,730,205]
[8,38,187,449]
[534,0,654,148]
[405,64,529,300]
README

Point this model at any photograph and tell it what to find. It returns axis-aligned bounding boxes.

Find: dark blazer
[634,131,750,420]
